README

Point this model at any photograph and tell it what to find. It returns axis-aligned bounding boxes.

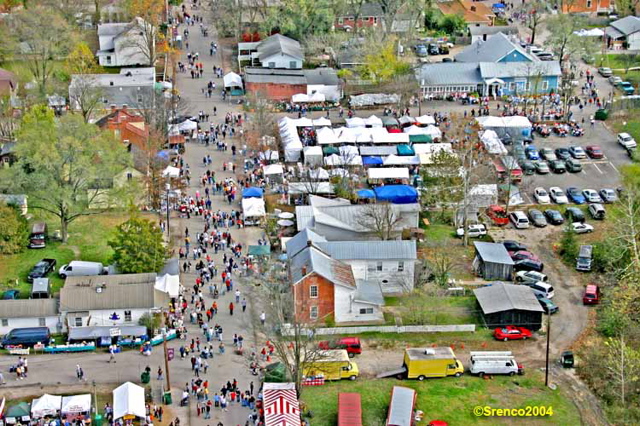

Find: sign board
[109,328,121,337]
[167,348,175,361]
[34,343,45,351]
[8,348,30,355]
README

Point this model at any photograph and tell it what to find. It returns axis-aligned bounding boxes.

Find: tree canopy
[109,214,167,273]
[0,204,29,254]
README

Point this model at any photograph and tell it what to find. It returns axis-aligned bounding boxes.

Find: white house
[0,299,61,335]
[238,34,304,69]
[59,273,169,330]
[96,17,154,66]
[606,16,640,50]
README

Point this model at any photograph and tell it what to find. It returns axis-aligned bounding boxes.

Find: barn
[474,282,544,331]
[472,242,514,281]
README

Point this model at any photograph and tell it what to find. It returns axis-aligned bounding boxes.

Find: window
[541,81,549,90]
[586,0,592,7]
[338,17,344,25]
[289,61,297,69]
[398,261,405,272]
[310,285,318,298]
[359,308,374,314]
[106,56,112,65]
[39,318,46,326]
[376,262,383,272]
[268,62,276,68]
[509,82,516,91]
[1,319,7,327]
[74,317,83,327]
[127,172,133,180]
[310,306,318,319]
[124,310,132,322]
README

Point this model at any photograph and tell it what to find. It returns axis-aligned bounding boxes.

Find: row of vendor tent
[476,115,533,141]
[355,185,418,204]
[480,130,508,155]
[304,143,453,167]
[346,114,436,128]
[292,93,326,103]
[315,125,441,145]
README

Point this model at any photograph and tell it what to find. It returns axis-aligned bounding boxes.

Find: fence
[281,324,475,336]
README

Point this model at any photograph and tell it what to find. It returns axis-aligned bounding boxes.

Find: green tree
[0,204,28,254]
[545,14,586,69]
[109,214,167,273]
[559,225,579,263]
[439,14,466,35]
[263,0,336,40]
[358,40,411,84]
[139,312,163,336]
[4,106,129,242]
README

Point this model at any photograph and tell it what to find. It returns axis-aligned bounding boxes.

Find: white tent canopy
[155,274,180,298]
[61,395,91,414]
[223,72,243,88]
[480,130,508,155]
[303,146,323,166]
[416,115,436,125]
[384,154,420,165]
[346,117,366,128]
[242,197,266,218]
[324,153,344,166]
[312,117,332,127]
[259,150,280,162]
[307,167,330,180]
[316,127,337,145]
[178,120,198,131]
[574,28,604,37]
[279,117,304,162]
[423,125,443,138]
[113,382,146,420]
[334,127,358,143]
[367,167,409,180]
[403,125,429,135]
[291,93,326,103]
[263,164,284,175]
[363,115,383,127]
[477,115,532,128]
[289,182,335,194]
[31,394,62,418]
[162,166,180,178]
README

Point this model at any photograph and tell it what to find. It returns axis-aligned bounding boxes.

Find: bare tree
[423,242,459,288]
[604,335,640,408]
[69,75,104,122]
[130,89,190,141]
[356,202,404,240]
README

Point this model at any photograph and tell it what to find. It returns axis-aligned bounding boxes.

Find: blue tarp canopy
[492,3,505,8]
[357,189,376,199]
[374,185,419,204]
[242,187,264,198]
[362,156,384,165]
[397,144,415,156]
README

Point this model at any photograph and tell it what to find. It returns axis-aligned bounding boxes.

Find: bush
[558,227,579,264]
[0,204,29,254]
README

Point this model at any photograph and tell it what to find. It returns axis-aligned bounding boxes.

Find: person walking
[241,298,247,312]
[109,344,116,363]
[157,367,164,380]
[76,365,84,381]
[229,302,234,315]
[260,311,266,326]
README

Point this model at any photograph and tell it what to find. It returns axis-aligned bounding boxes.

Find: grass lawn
[301,370,580,425]
[611,110,640,141]
[0,211,129,297]
[385,293,478,326]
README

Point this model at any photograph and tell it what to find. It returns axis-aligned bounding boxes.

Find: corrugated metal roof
[295,205,314,231]
[244,67,307,85]
[610,16,640,35]
[290,246,356,288]
[0,299,58,318]
[606,26,625,39]
[316,240,416,260]
[257,34,303,61]
[417,63,482,86]
[468,25,518,36]
[315,203,420,233]
[304,68,340,86]
[354,280,384,305]
[286,228,328,259]
[474,242,514,264]
[455,32,533,63]
[479,61,561,78]
[474,282,544,314]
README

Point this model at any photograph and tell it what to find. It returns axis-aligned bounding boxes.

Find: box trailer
[302,349,360,381]
[338,393,362,426]
[377,347,464,380]
[386,386,416,426]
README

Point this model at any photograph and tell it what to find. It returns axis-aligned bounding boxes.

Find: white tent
[574,28,604,37]
[178,120,198,132]
[155,274,180,298]
[223,72,243,88]
[316,127,337,145]
[113,382,146,420]
[162,166,180,178]
[346,117,366,128]
[31,394,62,418]
[288,182,335,194]
[303,146,323,166]
[242,197,266,218]
[403,125,429,135]
[259,150,280,162]
[293,117,314,127]
[412,143,453,155]
[291,93,308,103]
[415,115,436,125]
[383,154,420,165]
[364,115,383,127]
[324,153,344,166]
[367,167,409,180]
[476,115,532,128]
[307,167,330,180]
[423,125,443,138]
[61,395,91,415]
[308,92,326,103]
[334,127,358,143]
[480,130,508,155]
[339,145,359,158]
[279,117,304,162]
[263,164,284,175]
[312,117,332,127]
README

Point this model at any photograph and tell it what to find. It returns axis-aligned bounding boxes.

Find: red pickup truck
[486,205,509,226]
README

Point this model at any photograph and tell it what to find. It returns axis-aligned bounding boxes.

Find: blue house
[455,32,534,63]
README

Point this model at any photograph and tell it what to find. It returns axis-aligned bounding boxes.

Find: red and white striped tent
[263,383,301,426]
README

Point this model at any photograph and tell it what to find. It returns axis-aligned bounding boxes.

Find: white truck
[469,351,524,377]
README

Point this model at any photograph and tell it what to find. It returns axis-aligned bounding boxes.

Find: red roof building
[96,106,149,148]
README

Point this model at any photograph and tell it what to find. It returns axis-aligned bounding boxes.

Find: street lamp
[165,183,171,239]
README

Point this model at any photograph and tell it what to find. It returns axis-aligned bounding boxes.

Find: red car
[585,145,604,159]
[494,326,533,341]
[486,205,509,226]
[318,337,362,357]
[510,250,540,262]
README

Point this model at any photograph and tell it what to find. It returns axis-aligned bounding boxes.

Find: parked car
[586,145,604,159]
[515,270,548,283]
[549,160,566,173]
[414,44,428,57]
[555,147,571,160]
[525,281,555,299]
[619,81,635,95]
[535,161,550,174]
[0,327,51,348]
[502,240,527,253]
[456,224,487,238]
[565,207,585,223]
[494,326,532,341]
[2,289,19,300]
[565,158,582,173]
[568,146,587,159]
[318,337,362,357]
[582,189,602,203]
[539,148,557,161]
[598,67,613,77]
[544,209,565,225]
[519,160,536,175]
[609,75,622,85]
[532,187,550,204]
[588,203,606,220]
[599,188,617,203]
[428,43,440,55]
[618,132,637,149]
[525,146,540,160]
[509,211,530,229]
[567,187,586,204]
[511,250,540,262]
[583,284,600,305]
[569,222,594,234]
[27,258,57,283]
[537,295,559,314]
[549,187,569,204]
[486,205,509,226]
[576,244,593,272]
[528,209,547,227]
[514,259,544,272]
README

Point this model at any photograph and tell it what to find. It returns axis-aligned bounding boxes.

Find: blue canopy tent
[357,189,376,199]
[362,156,384,166]
[242,187,264,198]
[374,185,419,204]
[397,144,415,156]
[492,3,505,8]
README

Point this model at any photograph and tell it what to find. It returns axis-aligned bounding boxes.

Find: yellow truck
[377,347,464,381]
[301,349,360,381]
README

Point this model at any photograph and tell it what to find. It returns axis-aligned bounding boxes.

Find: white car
[456,224,487,238]
[618,133,637,149]
[582,189,602,203]
[515,270,548,283]
[533,187,551,204]
[569,222,594,234]
[549,187,569,204]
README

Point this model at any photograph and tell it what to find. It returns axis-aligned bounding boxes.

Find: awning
[367,167,409,180]
[68,326,147,340]
[223,72,243,88]
[113,382,146,420]
[322,146,339,155]
[248,245,271,256]
[397,144,415,156]
[362,156,384,165]
[409,134,432,143]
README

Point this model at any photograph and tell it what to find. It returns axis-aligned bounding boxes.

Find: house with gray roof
[606,16,640,50]
[474,282,544,331]
[455,32,533,63]
[59,273,169,329]
[96,17,154,67]
[469,25,518,44]
[238,33,304,69]
[0,299,60,335]
[473,242,514,281]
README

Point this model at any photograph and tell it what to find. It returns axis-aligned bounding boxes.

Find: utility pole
[163,310,171,392]
[165,183,171,239]
[545,313,551,387]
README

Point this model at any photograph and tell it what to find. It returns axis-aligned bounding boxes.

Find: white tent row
[476,115,532,128]
[415,115,436,125]
[384,154,420,165]
[242,197,266,218]
[480,130,508,155]
[367,167,409,180]
[404,124,442,138]
[223,72,243,88]
[303,146,323,166]
[113,382,146,421]
[31,394,62,418]
[289,182,335,194]
[263,164,284,175]
[155,274,180,298]
[292,93,326,103]
[412,142,454,155]
[279,117,304,162]
[345,115,383,128]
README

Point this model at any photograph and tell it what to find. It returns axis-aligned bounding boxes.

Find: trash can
[141,371,150,384]
[595,109,609,121]
[94,414,103,426]
[163,391,172,405]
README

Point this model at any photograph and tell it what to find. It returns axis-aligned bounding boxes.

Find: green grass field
[302,371,580,425]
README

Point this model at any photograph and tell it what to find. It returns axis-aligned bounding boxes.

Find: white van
[509,211,530,229]
[469,351,523,377]
[59,261,106,279]
[525,281,554,299]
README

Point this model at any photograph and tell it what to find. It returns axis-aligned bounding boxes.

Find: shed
[473,242,514,280]
[474,282,544,331]
[31,278,50,299]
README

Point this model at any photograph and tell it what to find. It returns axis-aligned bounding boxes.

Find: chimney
[122,104,128,110]
[470,5,476,11]
[301,266,307,275]
[110,104,117,112]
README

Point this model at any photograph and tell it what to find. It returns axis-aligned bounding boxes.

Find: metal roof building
[474,282,544,331]
[316,240,417,260]
[473,242,514,281]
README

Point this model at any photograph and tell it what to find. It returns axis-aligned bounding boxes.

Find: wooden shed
[473,242,514,281]
[474,283,544,331]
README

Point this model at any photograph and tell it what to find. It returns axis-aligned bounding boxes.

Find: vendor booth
[367,167,409,182]
[223,72,244,95]
[31,394,62,419]
[113,382,146,422]
[61,394,91,421]
[155,273,180,298]
[303,146,323,167]
[374,184,419,204]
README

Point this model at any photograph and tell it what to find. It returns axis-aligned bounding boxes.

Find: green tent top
[248,245,271,256]
[397,144,415,156]
[264,362,287,382]
[382,117,399,126]
[409,134,433,143]
[322,146,339,155]
[6,402,31,418]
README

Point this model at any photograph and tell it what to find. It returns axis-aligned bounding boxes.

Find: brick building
[244,67,341,101]
[335,3,384,31]
[561,0,611,13]
[95,106,149,148]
